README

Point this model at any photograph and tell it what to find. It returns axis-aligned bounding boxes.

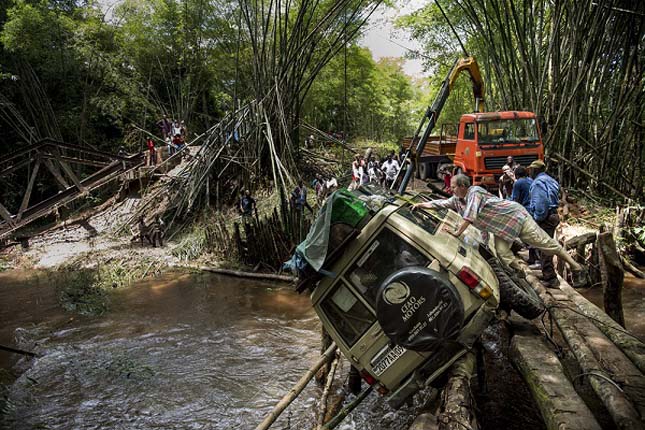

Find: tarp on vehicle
[296,189,369,272]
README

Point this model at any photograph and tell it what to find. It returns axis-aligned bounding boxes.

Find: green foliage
[633,227,645,247]
[52,258,156,315]
[303,45,419,142]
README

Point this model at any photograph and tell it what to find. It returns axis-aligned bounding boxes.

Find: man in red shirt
[146,138,156,165]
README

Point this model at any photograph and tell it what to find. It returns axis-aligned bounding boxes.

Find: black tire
[419,162,430,180]
[487,257,545,319]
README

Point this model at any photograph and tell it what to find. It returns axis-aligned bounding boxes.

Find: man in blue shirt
[512,166,537,264]
[529,160,586,287]
[511,166,533,209]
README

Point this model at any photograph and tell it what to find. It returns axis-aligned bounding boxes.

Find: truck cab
[453,111,544,189]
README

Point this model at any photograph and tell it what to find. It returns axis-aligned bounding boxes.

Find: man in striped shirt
[412,174,586,286]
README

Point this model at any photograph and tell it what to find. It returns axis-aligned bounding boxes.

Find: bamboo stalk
[316,352,340,430]
[255,343,337,430]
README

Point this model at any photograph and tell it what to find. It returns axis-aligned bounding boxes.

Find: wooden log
[316,352,340,430]
[598,231,626,327]
[558,282,645,375]
[572,314,645,419]
[564,232,597,250]
[194,265,296,283]
[517,262,645,429]
[543,290,643,429]
[409,413,439,430]
[255,343,337,430]
[510,335,602,430]
[437,352,478,430]
[621,256,645,279]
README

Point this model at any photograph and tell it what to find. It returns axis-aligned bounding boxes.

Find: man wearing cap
[499,165,515,199]
[528,159,573,287]
[412,174,587,287]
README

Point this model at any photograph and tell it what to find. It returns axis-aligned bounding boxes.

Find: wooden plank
[43,158,70,190]
[16,159,41,221]
[511,335,602,430]
[56,157,86,193]
[0,202,15,226]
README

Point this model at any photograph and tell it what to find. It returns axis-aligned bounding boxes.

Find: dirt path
[4,196,179,271]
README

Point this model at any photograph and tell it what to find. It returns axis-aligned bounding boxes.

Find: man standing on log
[412,174,587,287]
[528,160,568,287]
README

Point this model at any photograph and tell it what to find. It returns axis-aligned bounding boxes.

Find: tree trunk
[598,231,625,327]
[511,335,602,430]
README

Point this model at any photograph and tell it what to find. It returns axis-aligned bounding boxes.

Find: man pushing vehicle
[412,174,588,287]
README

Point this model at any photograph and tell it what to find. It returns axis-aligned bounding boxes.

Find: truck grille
[484,154,539,170]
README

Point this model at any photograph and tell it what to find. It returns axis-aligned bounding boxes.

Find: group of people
[413,159,587,289]
[350,150,404,191]
[238,175,338,221]
[156,115,188,158]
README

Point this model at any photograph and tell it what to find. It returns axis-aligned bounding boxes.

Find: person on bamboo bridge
[411,174,588,287]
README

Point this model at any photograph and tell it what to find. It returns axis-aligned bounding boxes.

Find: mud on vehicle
[290,186,544,407]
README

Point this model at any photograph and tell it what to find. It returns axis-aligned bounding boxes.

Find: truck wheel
[487,257,544,319]
[418,162,430,180]
[436,163,451,181]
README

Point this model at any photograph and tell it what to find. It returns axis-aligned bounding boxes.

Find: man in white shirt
[381,155,400,189]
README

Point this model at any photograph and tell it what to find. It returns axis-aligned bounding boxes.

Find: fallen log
[564,231,597,250]
[517,262,645,429]
[409,353,478,430]
[437,352,478,430]
[255,343,337,430]
[621,256,645,279]
[558,282,645,375]
[510,335,602,430]
[190,265,296,283]
[547,295,643,429]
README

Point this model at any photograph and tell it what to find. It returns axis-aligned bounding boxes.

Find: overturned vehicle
[287,186,543,407]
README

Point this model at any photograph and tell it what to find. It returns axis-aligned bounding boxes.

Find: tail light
[458,267,493,299]
[360,370,376,385]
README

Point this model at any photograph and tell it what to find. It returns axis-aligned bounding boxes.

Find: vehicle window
[398,206,442,235]
[463,123,475,139]
[477,119,539,144]
[320,283,375,346]
[348,228,429,307]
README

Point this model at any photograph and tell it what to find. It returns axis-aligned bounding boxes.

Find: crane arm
[396,57,485,195]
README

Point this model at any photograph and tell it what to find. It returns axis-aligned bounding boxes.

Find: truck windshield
[477,119,539,144]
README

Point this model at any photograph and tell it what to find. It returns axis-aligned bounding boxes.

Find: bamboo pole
[193,265,296,283]
[255,343,337,430]
[321,385,374,430]
[316,352,340,430]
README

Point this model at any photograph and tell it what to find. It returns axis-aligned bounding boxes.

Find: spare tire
[375,267,464,352]
[487,257,544,319]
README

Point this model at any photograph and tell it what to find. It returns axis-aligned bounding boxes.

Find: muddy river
[0,270,412,430]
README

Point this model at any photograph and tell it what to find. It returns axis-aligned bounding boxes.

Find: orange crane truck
[397,57,544,193]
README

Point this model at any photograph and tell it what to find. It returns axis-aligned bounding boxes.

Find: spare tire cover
[376,267,464,352]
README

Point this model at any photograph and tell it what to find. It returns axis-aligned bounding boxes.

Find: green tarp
[296,189,369,271]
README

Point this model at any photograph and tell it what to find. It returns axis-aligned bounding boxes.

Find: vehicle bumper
[385,303,496,408]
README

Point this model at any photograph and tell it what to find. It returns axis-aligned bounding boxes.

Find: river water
[0,270,414,430]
